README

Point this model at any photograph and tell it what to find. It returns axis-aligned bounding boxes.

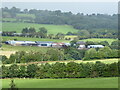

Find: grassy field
[2,58,118,67]
[40,58,118,65]
[2,44,56,52]
[2,18,16,22]
[2,22,78,34]
[80,38,117,44]
[2,77,118,88]
[16,14,35,19]
[2,36,69,43]
[64,35,78,39]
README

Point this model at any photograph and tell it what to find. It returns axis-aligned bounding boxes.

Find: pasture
[2,36,69,43]
[2,77,118,88]
[80,38,117,44]
[2,58,118,67]
[41,58,118,65]
[2,22,78,34]
[2,44,55,52]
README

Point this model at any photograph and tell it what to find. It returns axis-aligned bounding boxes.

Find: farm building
[5,40,70,48]
[35,41,54,47]
[51,43,65,48]
[77,41,86,49]
[5,40,37,46]
[87,45,104,48]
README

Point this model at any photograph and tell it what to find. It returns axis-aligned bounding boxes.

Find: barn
[87,45,104,48]
[5,40,36,46]
[35,41,54,47]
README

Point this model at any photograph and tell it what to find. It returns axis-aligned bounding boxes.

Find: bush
[2,61,119,78]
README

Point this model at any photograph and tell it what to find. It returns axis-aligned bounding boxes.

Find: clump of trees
[1,49,66,64]
[1,45,119,64]
[2,61,119,78]
[83,46,119,60]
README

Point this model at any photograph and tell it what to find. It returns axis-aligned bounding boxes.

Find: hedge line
[2,61,119,79]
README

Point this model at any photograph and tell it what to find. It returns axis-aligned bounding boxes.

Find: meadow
[2,44,55,52]
[2,77,118,88]
[80,38,118,44]
[39,58,118,65]
[2,36,69,43]
[2,22,78,34]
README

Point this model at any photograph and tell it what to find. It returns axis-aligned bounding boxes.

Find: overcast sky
[2,1,118,15]
[1,0,119,2]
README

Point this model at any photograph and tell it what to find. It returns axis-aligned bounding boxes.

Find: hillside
[2,22,78,34]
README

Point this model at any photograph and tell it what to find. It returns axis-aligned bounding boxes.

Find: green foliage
[9,79,16,89]
[2,61,119,79]
[84,48,97,60]
[83,46,119,60]
[27,64,38,78]
[99,41,109,46]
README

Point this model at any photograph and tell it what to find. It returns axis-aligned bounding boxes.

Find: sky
[1,0,119,2]
[1,1,118,15]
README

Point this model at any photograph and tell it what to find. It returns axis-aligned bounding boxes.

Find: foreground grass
[2,77,118,88]
[2,22,78,34]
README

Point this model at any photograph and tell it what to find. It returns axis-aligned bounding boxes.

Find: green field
[2,58,118,67]
[2,22,78,34]
[80,38,117,44]
[2,77,118,88]
[2,36,69,43]
[2,44,54,52]
[16,14,35,19]
[2,18,16,22]
[40,58,118,65]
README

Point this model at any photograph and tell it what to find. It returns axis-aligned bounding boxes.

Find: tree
[55,33,65,39]
[29,27,36,33]
[22,27,29,34]
[84,48,97,60]
[99,41,109,46]
[18,65,27,78]
[77,30,90,38]
[97,46,113,59]
[8,64,19,78]
[27,64,38,78]
[46,49,65,61]
[39,27,47,34]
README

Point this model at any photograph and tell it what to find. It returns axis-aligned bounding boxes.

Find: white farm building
[87,45,104,48]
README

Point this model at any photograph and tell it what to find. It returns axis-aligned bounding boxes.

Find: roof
[35,41,54,44]
[88,45,104,46]
[88,45,104,48]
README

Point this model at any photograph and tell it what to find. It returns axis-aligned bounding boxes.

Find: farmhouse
[87,45,104,48]
[77,41,86,49]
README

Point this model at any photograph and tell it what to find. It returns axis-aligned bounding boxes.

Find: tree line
[2,61,119,78]
[1,45,119,64]
[2,7,118,39]
[2,27,118,39]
